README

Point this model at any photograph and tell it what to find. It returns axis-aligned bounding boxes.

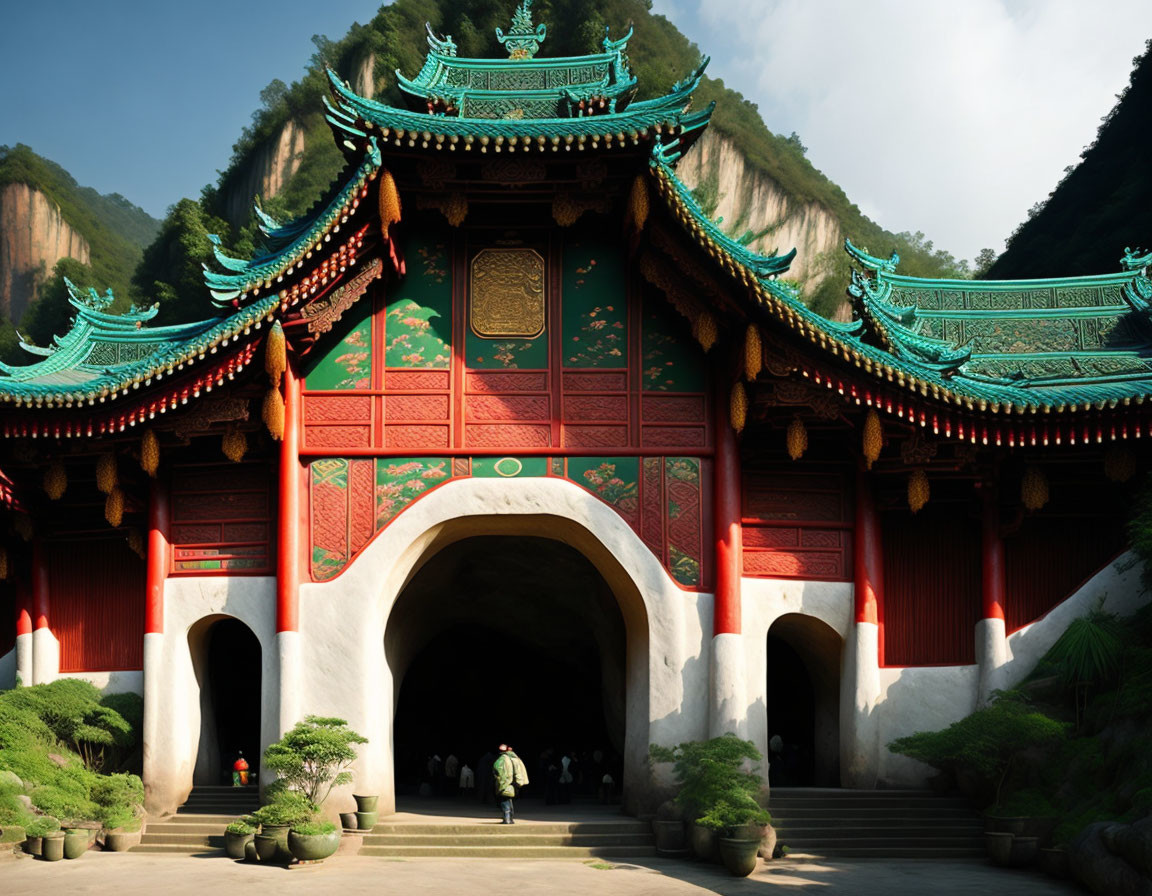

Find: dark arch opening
[766,614,842,787]
[387,535,627,801]
[190,617,261,785]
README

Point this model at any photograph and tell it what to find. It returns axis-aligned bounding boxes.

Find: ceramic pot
[24,835,42,856]
[42,832,65,861]
[689,823,719,862]
[224,830,254,860]
[288,829,341,863]
[253,833,280,863]
[353,794,378,813]
[1009,835,1039,867]
[986,831,1014,866]
[719,837,761,877]
[340,812,358,830]
[63,829,88,859]
[1038,846,1068,878]
[355,810,378,831]
[652,819,686,855]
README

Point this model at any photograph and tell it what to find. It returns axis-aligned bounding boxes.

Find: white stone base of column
[15,631,32,687]
[709,632,747,739]
[31,627,58,685]
[277,630,302,737]
[975,616,1009,706]
[840,621,880,789]
[141,632,175,815]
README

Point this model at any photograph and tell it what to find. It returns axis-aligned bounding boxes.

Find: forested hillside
[988,40,1152,279]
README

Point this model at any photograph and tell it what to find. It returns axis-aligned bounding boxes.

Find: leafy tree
[649,733,767,824]
[263,715,367,807]
[973,248,998,278]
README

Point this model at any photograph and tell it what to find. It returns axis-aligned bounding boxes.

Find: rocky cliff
[223,119,308,228]
[0,182,90,321]
[677,130,844,304]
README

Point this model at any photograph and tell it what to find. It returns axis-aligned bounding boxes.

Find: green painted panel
[561,237,627,368]
[387,232,452,368]
[306,316,373,390]
[471,456,549,478]
[467,331,548,369]
[641,294,705,392]
[565,457,639,511]
[376,457,452,525]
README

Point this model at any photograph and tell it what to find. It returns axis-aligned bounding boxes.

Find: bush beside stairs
[768,788,985,858]
[130,786,260,854]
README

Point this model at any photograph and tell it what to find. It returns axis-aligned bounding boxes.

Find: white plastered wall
[143,577,279,815]
[0,647,14,689]
[297,476,712,818]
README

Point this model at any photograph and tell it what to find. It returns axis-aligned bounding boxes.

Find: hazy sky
[1,1,1149,263]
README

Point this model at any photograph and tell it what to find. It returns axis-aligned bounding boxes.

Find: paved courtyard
[1,851,1085,895]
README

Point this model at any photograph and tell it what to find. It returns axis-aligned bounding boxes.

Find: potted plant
[287,818,341,863]
[649,734,771,873]
[24,816,60,857]
[42,830,65,861]
[697,797,772,877]
[102,807,143,852]
[63,827,89,859]
[252,792,313,864]
[224,816,258,860]
[651,800,688,855]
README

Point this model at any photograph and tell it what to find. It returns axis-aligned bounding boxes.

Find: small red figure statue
[232,752,249,786]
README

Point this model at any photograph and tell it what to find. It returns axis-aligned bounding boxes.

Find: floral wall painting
[305,316,373,391]
[386,233,452,368]
[562,238,627,368]
[375,457,451,526]
[565,456,640,514]
[641,293,706,392]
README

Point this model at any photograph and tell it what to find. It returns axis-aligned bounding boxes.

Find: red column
[32,538,49,632]
[145,477,170,635]
[981,479,1006,621]
[276,361,301,633]
[854,467,885,656]
[713,383,742,636]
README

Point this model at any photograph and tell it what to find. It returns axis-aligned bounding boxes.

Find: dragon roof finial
[496,0,547,59]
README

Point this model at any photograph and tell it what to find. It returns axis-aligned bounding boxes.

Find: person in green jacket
[493,743,529,824]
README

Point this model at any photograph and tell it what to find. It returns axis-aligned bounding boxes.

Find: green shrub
[252,790,314,828]
[291,819,337,836]
[101,806,141,832]
[695,796,771,833]
[226,819,258,835]
[91,773,144,813]
[263,716,367,807]
[30,784,98,822]
[24,816,61,838]
[649,734,768,828]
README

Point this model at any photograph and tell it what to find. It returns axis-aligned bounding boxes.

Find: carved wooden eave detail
[169,397,252,440]
[753,378,841,421]
[297,257,384,338]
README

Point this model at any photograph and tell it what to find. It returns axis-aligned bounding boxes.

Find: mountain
[168,0,969,322]
[0,145,160,332]
[988,40,1152,279]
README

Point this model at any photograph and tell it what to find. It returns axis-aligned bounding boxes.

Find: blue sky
[2,1,1150,262]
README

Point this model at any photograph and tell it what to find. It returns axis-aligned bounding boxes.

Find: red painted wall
[882,509,981,666]
[170,461,274,575]
[50,539,144,672]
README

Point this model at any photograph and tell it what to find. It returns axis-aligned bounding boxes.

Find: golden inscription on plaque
[469,248,546,338]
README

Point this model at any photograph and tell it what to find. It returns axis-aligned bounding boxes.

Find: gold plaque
[470,248,546,338]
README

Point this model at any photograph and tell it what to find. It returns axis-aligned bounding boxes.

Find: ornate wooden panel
[50,539,144,672]
[742,469,852,582]
[171,461,273,574]
[563,395,628,422]
[470,248,546,337]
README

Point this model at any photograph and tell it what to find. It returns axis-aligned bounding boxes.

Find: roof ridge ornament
[425,22,457,58]
[496,0,547,60]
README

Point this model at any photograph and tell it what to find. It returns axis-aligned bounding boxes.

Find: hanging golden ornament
[744,324,763,381]
[126,529,147,560]
[908,469,930,513]
[442,192,468,227]
[140,429,160,478]
[0,546,7,580]
[378,168,402,232]
[1104,445,1136,483]
[265,321,286,386]
[628,175,649,233]
[96,452,118,494]
[105,486,125,528]
[786,417,808,461]
[1021,465,1049,511]
[13,514,32,542]
[693,312,718,352]
[863,409,883,469]
[222,428,248,463]
[263,387,285,440]
[551,193,581,228]
[730,381,747,434]
[44,461,67,500]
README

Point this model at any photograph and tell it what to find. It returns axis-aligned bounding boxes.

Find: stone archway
[766,613,842,787]
[188,615,262,786]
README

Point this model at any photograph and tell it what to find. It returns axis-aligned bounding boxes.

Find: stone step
[779,835,985,848]
[359,844,657,858]
[369,822,650,836]
[768,807,979,819]
[363,833,654,848]
[128,844,225,855]
[788,847,986,859]
[156,814,243,825]
[141,832,225,845]
[144,823,234,835]
[778,823,984,835]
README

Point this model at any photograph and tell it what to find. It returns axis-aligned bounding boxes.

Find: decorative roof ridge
[203,138,382,307]
[496,0,547,59]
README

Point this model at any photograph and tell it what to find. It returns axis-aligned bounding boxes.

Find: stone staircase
[131,785,260,854]
[767,788,986,859]
[359,819,657,858]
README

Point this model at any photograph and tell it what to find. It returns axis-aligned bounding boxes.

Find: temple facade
[1,4,1149,816]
